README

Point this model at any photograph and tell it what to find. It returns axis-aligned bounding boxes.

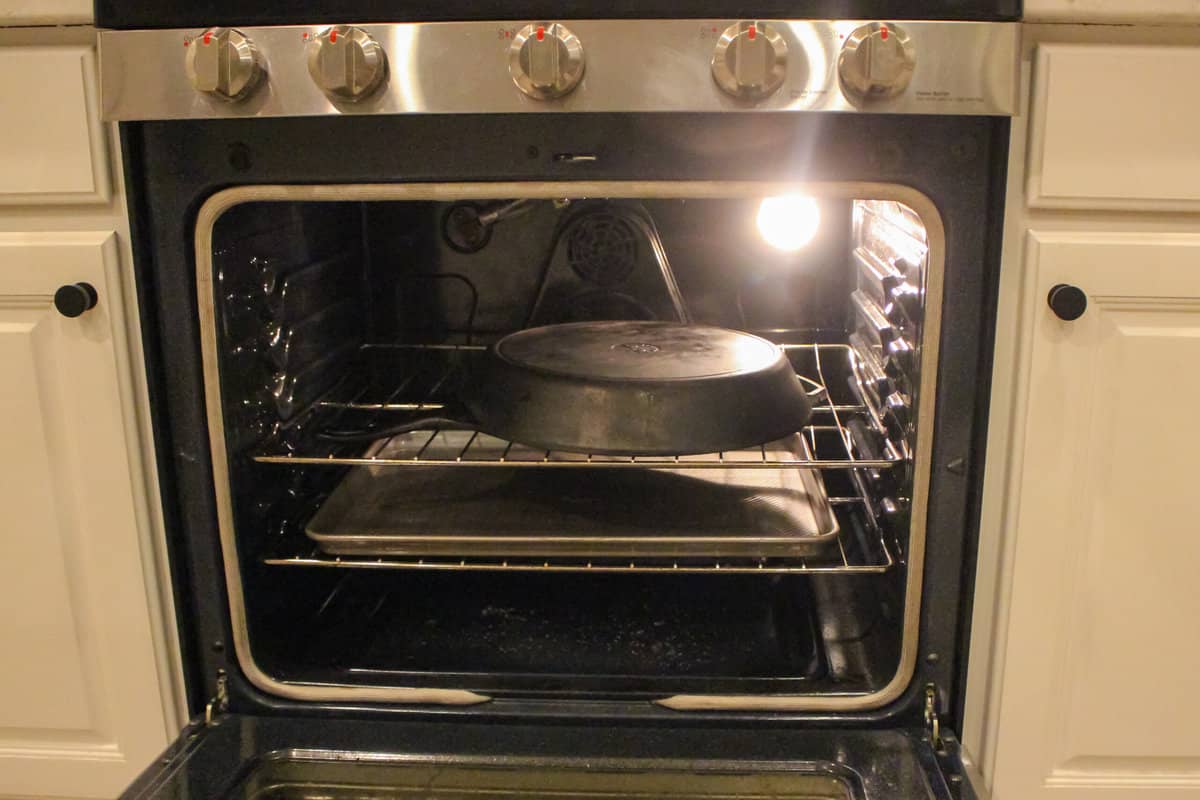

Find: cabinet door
[1025,0,1200,23]
[1028,44,1200,212]
[0,0,91,25]
[991,231,1200,799]
[0,46,109,205]
[0,233,169,798]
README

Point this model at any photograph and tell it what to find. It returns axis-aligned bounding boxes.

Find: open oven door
[121,713,978,800]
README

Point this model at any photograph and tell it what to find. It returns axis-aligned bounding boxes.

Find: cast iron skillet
[465,321,811,456]
[320,321,813,456]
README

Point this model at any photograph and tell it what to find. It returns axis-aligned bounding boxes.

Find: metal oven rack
[263,496,896,575]
[253,341,904,575]
[252,343,905,470]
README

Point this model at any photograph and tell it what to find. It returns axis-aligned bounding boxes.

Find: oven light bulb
[757,195,820,251]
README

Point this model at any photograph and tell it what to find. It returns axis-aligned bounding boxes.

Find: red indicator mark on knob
[880,25,889,40]
[329,28,338,43]
[202,31,213,45]
[302,31,309,39]
[748,24,757,40]
[536,25,545,41]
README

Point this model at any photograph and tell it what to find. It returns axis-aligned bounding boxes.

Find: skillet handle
[798,374,828,404]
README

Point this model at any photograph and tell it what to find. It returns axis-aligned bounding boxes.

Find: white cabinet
[966,27,1200,800]
[0,46,109,205]
[0,232,170,798]
[1028,44,1200,211]
[1026,0,1200,23]
[0,0,91,26]
[986,231,1200,798]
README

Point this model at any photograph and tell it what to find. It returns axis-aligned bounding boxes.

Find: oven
[99,4,1018,798]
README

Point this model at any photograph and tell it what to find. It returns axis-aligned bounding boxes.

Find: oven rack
[252,342,905,470]
[262,496,897,575]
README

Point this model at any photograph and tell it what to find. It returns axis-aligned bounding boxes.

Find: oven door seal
[193,180,946,712]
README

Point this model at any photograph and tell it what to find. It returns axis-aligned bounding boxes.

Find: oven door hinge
[924,683,944,752]
[204,670,228,727]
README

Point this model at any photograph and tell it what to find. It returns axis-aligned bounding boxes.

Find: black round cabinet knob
[54,282,98,318]
[1047,283,1087,321]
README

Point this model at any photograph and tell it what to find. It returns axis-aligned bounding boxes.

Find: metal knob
[185,27,265,102]
[711,21,789,101]
[307,25,388,101]
[508,22,585,100]
[54,282,98,318]
[1048,283,1087,321]
[838,22,916,101]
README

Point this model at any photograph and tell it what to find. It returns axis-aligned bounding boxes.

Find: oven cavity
[204,190,928,703]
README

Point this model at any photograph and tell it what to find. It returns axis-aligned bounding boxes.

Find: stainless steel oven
[100,4,1018,797]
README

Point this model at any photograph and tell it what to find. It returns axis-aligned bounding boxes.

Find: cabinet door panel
[1029,44,1200,211]
[0,232,168,798]
[0,0,91,25]
[1026,0,1200,23]
[991,231,1200,799]
[0,46,109,204]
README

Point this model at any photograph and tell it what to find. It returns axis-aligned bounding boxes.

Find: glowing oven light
[756,194,821,251]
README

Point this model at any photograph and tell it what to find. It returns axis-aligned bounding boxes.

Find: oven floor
[252,572,830,696]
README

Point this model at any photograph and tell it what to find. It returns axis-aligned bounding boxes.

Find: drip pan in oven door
[305,442,840,560]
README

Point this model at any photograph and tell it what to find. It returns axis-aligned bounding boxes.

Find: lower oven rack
[263,496,897,575]
[251,342,905,470]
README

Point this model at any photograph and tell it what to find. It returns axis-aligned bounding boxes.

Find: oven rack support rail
[263,496,898,575]
[251,343,907,470]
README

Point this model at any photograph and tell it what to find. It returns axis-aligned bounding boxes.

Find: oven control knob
[711,21,789,101]
[838,22,916,101]
[185,27,265,102]
[307,26,388,101]
[508,22,585,100]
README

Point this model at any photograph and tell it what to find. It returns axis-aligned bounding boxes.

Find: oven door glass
[122,715,962,800]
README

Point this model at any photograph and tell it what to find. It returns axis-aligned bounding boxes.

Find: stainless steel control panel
[99,19,1018,120]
